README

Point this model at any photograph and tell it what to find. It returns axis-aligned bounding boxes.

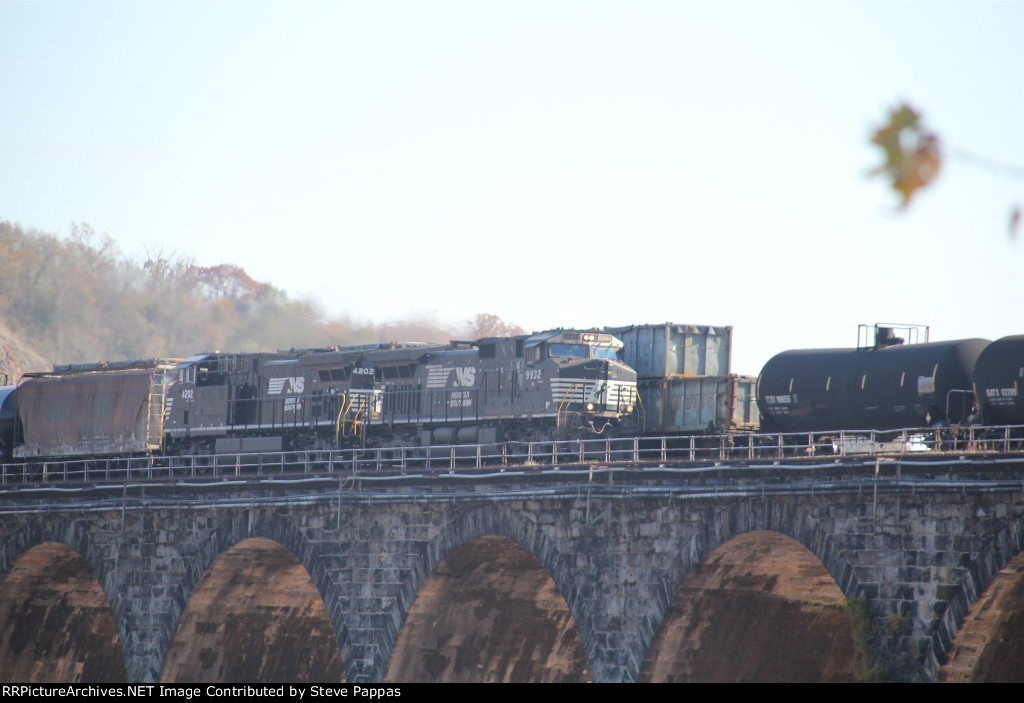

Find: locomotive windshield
[547,344,623,360]
[549,344,588,358]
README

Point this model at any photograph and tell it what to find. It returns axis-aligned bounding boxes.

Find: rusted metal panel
[16,370,158,457]
[606,323,733,378]
[635,375,759,434]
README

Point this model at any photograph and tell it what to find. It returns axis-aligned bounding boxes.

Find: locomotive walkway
[2,427,1024,681]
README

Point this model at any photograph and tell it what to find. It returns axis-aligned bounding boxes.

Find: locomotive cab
[525,329,637,436]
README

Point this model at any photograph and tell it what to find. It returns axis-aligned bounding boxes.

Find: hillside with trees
[0,221,522,380]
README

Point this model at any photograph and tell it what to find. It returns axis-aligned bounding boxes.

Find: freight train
[0,328,638,460]
[2,322,1023,464]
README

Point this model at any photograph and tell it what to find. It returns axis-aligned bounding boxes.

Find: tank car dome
[757,338,990,433]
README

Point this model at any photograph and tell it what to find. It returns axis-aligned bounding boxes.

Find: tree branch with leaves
[869,102,1023,238]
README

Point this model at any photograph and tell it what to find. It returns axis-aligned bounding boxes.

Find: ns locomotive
[4,329,638,460]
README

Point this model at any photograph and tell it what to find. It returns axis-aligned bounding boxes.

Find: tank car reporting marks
[985,386,1018,406]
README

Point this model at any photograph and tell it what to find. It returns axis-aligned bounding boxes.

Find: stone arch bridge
[2,459,1024,682]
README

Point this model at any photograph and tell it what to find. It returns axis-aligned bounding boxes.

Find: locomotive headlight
[626,404,634,413]
[586,402,595,411]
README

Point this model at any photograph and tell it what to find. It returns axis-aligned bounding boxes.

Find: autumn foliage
[869,103,942,207]
[0,221,523,375]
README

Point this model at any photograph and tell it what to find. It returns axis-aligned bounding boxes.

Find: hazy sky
[2,0,1022,374]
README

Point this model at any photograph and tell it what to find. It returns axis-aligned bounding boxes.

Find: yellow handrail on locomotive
[335,393,354,443]
[349,399,366,438]
[556,383,579,433]
[338,391,370,439]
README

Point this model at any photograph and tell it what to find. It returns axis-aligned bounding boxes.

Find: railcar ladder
[147,378,166,450]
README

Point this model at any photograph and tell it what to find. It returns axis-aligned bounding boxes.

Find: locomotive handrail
[4,424,1024,488]
[555,383,579,435]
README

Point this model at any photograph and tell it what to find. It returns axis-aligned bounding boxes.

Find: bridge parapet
[1,466,1024,682]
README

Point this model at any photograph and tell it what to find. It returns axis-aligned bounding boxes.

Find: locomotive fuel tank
[757,338,990,433]
[972,335,1024,425]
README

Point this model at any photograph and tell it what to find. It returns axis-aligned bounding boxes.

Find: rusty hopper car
[15,359,178,458]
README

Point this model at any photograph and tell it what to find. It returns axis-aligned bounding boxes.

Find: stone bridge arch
[158,508,354,683]
[0,517,126,682]
[934,509,1024,679]
[630,498,862,681]
[379,504,589,682]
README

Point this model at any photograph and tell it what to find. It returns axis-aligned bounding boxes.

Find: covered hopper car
[14,359,178,458]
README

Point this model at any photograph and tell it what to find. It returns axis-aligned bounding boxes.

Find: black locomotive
[5,329,638,459]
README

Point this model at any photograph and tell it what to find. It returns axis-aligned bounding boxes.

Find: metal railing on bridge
[3,424,1024,488]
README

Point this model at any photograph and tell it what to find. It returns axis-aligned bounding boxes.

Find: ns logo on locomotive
[0,328,638,460]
